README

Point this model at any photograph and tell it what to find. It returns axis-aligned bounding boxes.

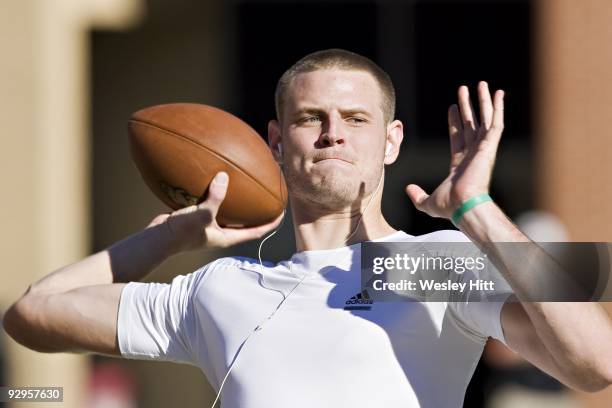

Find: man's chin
[287,175,362,208]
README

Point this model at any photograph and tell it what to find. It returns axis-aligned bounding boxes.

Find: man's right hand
[147,171,284,253]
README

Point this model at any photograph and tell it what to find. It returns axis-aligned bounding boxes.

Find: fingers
[220,211,285,246]
[486,89,505,147]
[492,89,505,130]
[198,172,229,218]
[459,83,504,144]
[457,86,478,146]
[478,81,493,130]
[448,104,464,160]
[457,86,478,129]
[405,184,430,212]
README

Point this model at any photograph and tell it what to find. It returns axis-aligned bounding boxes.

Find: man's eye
[348,117,366,124]
[301,116,321,123]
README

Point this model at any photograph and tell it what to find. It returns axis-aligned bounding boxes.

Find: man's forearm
[458,201,596,299]
[458,201,612,389]
[28,223,178,296]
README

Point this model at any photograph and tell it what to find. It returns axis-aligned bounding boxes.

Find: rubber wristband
[451,193,493,227]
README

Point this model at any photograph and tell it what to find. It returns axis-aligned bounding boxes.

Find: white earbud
[275,143,283,165]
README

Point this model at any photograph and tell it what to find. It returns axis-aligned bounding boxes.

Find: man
[4,49,612,407]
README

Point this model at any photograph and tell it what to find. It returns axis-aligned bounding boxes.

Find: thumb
[199,172,229,215]
[405,184,429,211]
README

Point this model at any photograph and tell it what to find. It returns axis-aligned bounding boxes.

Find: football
[128,103,287,227]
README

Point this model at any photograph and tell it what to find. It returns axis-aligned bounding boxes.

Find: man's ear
[268,119,282,163]
[384,119,404,165]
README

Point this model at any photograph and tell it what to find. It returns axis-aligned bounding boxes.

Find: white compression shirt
[117,230,513,408]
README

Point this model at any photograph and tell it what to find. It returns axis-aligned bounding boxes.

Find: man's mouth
[313,157,352,164]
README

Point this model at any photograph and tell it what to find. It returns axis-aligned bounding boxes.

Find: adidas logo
[344,289,373,311]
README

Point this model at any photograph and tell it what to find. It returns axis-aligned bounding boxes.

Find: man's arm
[4,283,126,356]
[460,202,612,392]
[2,172,282,356]
[2,221,178,356]
[405,82,612,392]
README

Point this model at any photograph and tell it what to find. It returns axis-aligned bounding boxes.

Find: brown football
[128,103,287,227]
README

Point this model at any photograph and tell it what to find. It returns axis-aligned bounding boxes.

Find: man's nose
[318,117,345,148]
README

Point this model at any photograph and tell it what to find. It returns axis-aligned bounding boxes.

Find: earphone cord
[209,255,306,408]
[210,167,385,408]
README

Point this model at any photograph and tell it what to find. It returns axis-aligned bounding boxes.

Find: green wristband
[451,193,493,227]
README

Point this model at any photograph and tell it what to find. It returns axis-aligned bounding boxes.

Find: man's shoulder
[200,255,275,274]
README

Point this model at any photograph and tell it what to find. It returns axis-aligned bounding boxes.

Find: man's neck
[290,197,397,252]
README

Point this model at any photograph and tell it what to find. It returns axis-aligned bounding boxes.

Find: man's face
[276,68,389,210]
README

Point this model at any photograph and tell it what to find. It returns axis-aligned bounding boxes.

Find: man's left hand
[405,81,505,220]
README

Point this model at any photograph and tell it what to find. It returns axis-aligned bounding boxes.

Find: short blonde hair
[275,49,396,123]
